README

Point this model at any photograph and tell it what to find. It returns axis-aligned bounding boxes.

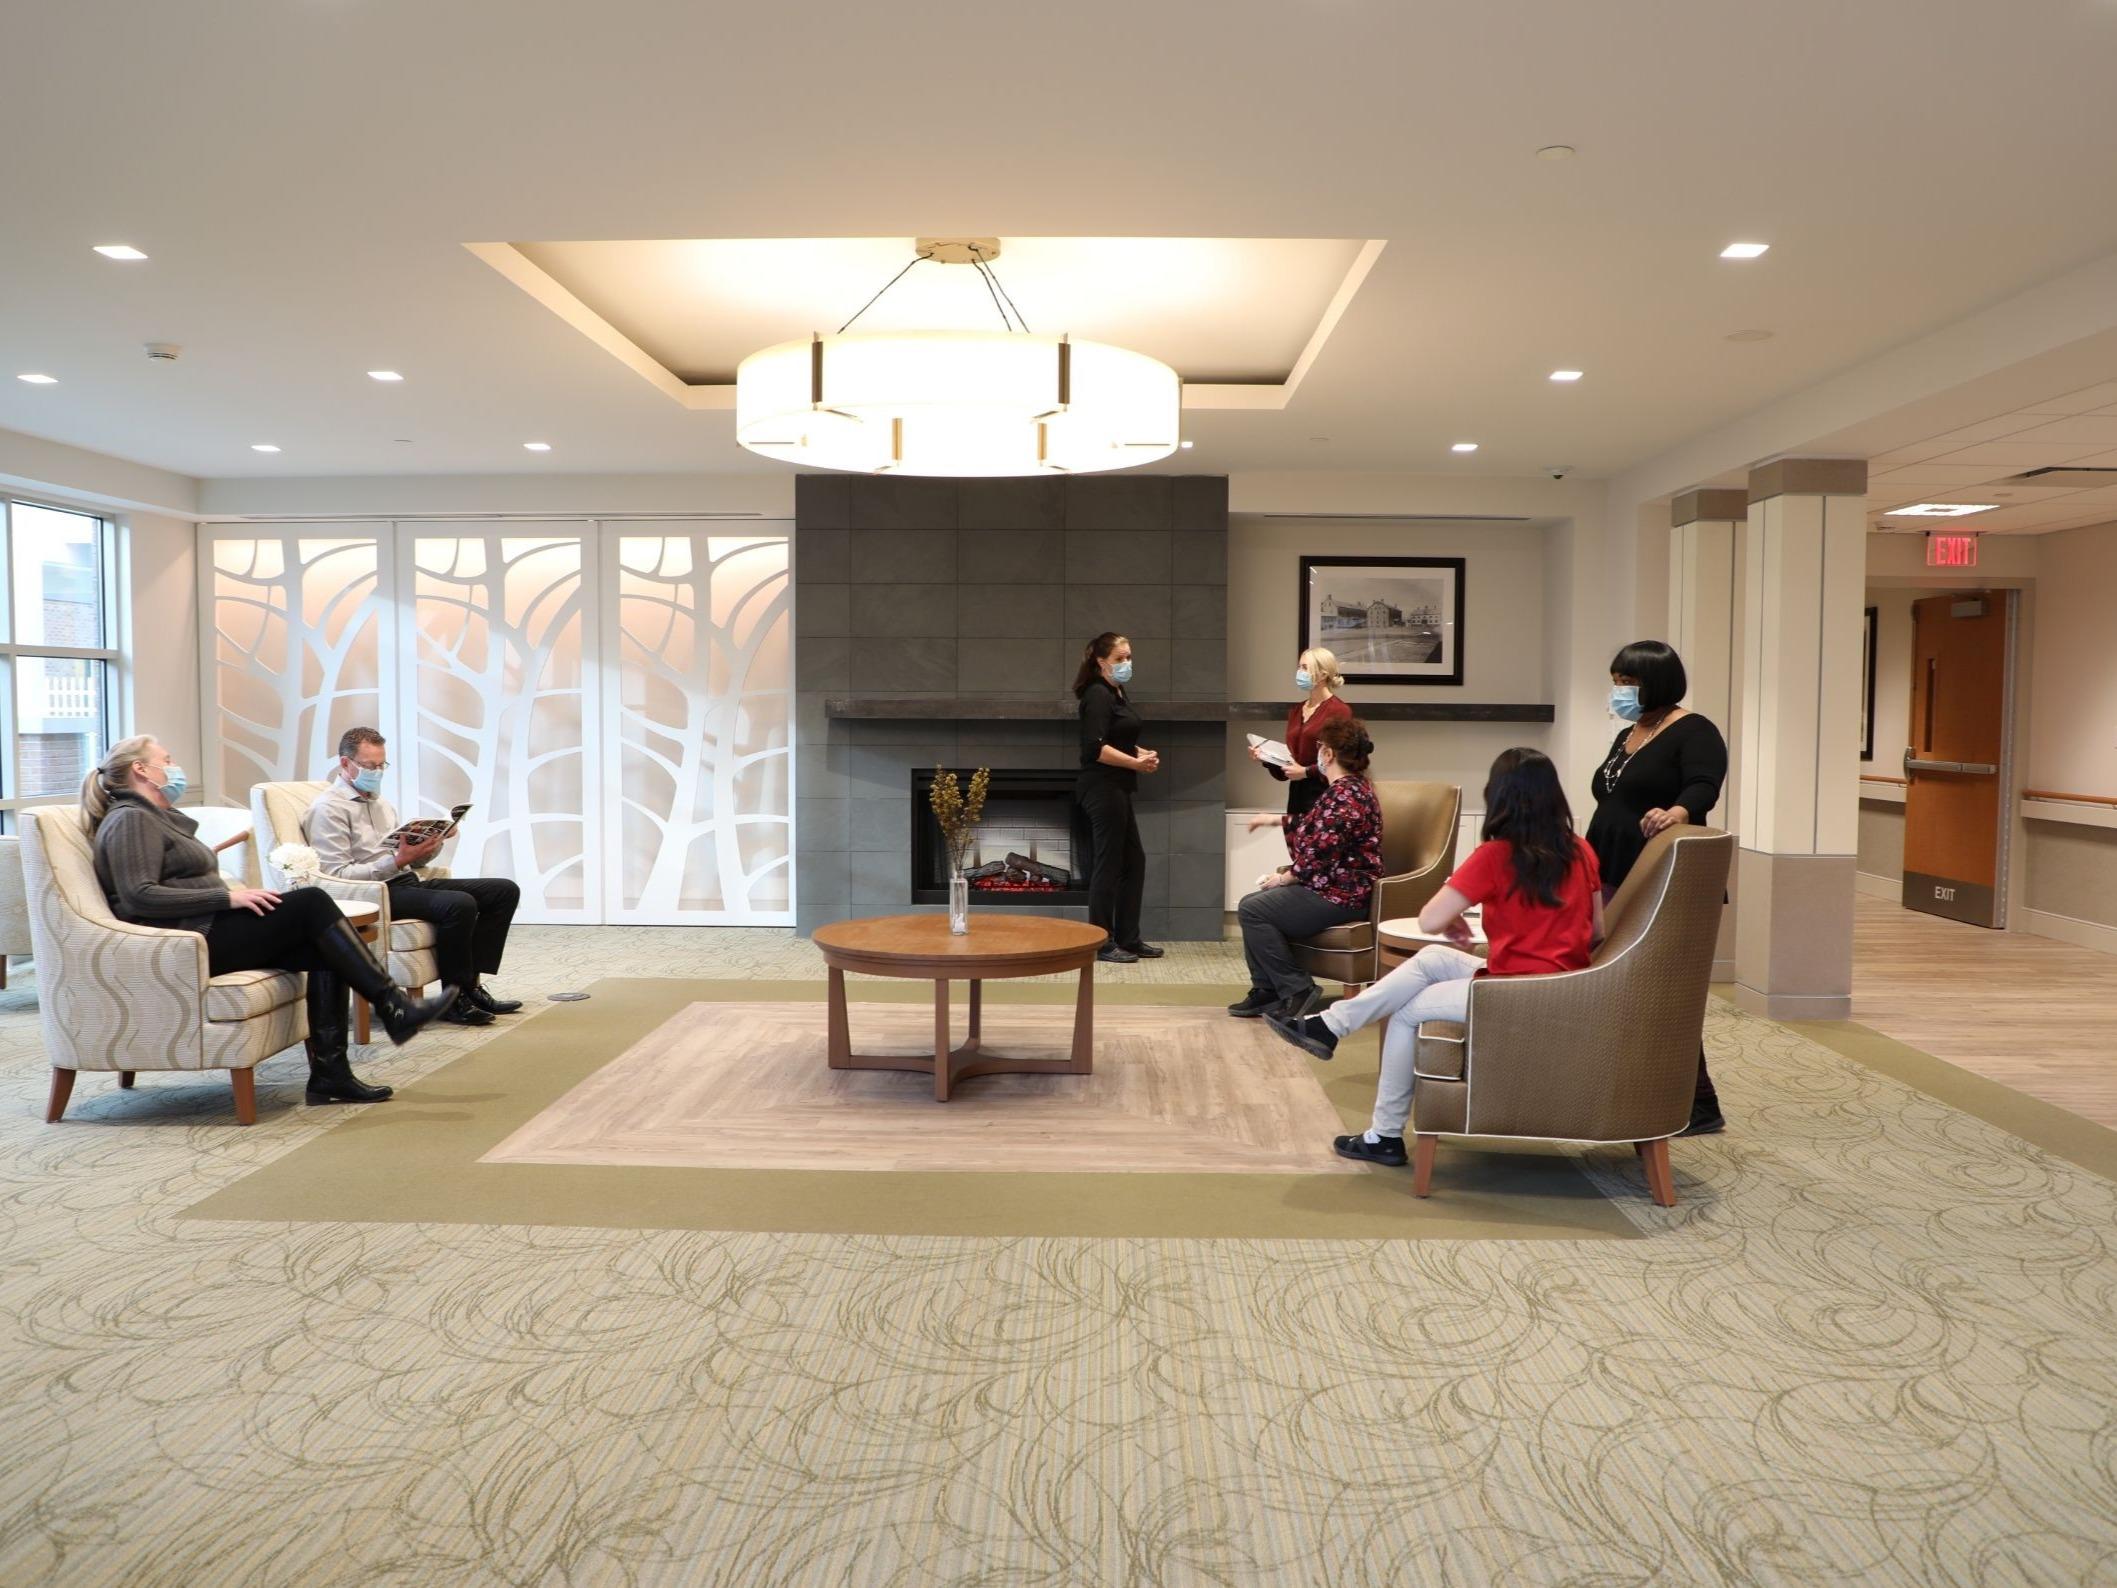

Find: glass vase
[948,872,970,935]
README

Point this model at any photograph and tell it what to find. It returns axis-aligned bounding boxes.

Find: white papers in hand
[1246,733,1296,768]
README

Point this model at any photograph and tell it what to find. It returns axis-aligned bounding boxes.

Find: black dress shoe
[1266,1010,1339,1061]
[438,994,496,1026]
[1333,1131,1408,1167]
[467,984,523,1015]
[1227,987,1277,1018]
[1678,1107,1727,1137]
[1120,942,1165,959]
[1096,944,1140,964]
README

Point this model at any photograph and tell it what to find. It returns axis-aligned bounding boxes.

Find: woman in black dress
[1584,640,1730,1135]
[1073,632,1161,964]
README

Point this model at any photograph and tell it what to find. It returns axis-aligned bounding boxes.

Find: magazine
[387,804,471,846]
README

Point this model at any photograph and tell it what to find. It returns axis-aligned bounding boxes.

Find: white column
[1668,487,1744,978]
[1732,458,1868,1020]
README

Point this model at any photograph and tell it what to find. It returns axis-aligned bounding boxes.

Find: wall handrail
[1859,774,1909,787]
[2022,788,2117,810]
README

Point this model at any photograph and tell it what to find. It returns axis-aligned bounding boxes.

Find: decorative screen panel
[200,526,390,797]
[604,528,792,923]
[400,527,597,923]
[200,517,791,926]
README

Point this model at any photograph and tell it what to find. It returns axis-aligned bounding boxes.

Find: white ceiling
[508,236,1370,386]
[1864,382,2117,535]
[3,0,2117,482]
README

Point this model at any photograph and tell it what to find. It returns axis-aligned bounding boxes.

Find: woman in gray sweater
[85,735,455,1104]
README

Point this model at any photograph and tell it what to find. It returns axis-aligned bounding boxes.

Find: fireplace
[910,768,1092,908]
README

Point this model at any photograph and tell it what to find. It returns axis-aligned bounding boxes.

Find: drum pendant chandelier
[735,238,1182,477]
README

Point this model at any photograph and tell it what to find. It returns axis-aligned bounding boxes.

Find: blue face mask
[1109,659,1133,685]
[1610,684,1643,723]
[1295,668,1314,692]
[158,764,188,803]
[349,765,385,796]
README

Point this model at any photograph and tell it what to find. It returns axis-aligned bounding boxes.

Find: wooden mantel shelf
[822,697,1556,723]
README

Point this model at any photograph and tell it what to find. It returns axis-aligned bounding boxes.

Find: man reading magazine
[304,727,523,1026]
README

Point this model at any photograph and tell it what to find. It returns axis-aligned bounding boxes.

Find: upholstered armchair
[249,780,443,1041]
[1292,779,1462,991]
[1404,825,1735,1206]
[22,808,307,1125]
[0,834,29,991]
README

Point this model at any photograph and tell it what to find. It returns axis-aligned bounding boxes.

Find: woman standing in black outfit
[1073,632,1160,964]
[1584,640,1730,1135]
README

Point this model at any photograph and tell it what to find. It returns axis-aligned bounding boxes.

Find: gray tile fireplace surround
[793,472,1230,940]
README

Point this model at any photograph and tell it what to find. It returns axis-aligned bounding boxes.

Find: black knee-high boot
[303,968,394,1105]
[310,919,458,1047]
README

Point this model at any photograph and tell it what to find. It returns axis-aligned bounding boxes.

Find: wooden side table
[810,913,1108,1101]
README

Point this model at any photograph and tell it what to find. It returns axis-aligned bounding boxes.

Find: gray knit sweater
[92,793,231,933]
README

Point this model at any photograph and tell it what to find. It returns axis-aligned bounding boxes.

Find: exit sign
[1925,532,1980,568]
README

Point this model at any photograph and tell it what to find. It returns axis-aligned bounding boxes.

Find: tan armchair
[0,834,29,991]
[21,809,306,1125]
[249,780,443,1041]
[1405,825,1735,1206]
[1292,780,1462,990]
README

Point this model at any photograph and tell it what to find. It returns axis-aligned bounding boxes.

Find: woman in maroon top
[1228,716,1384,1020]
[1247,646,1353,821]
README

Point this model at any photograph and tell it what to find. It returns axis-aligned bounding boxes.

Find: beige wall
[1224,515,1551,831]
[1857,801,1905,881]
[2024,522,2117,799]
[2024,819,2117,935]
[123,511,201,767]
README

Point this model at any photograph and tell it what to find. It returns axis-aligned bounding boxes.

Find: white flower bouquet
[268,842,322,886]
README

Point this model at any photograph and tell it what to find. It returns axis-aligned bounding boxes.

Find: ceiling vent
[1995,466,2117,489]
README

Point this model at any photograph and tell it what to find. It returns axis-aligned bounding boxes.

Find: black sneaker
[1096,944,1140,964]
[1271,988,1322,1022]
[1333,1131,1408,1167]
[1227,987,1277,1018]
[437,994,496,1027]
[1266,1010,1339,1061]
[1120,942,1165,959]
[1678,1107,1727,1137]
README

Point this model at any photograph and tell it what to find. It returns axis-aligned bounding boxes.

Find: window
[0,501,121,821]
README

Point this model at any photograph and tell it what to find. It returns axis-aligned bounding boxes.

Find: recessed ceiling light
[16,373,57,385]
[1536,145,1576,161]
[1720,242,1770,259]
[1724,328,1776,343]
[251,443,281,453]
[1886,503,1996,518]
[367,370,404,382]
[93,244,148,261]
[523,441,552,452]
[1451,442,1479,453]
[1549,369,1583,383]
[1178,440,1194,449]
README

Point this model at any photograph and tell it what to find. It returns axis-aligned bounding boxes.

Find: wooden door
[1901,592,2010,926]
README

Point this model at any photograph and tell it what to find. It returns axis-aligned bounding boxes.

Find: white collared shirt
[304,776,409,883]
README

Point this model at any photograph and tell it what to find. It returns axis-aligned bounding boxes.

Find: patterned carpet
[2,926,2115,1585]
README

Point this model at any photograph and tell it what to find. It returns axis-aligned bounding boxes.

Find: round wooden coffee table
[811,914,1108,1100]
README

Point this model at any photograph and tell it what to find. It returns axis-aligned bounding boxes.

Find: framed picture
[1860,605,1878,762]
[1298,556,1466,686]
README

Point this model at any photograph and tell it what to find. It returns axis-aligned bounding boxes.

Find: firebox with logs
[910,767,1092,908]
[962,853,1072,894]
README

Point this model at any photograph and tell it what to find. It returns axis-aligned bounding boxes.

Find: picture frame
[1298,556,1466,686]
[1860,604,1878,762]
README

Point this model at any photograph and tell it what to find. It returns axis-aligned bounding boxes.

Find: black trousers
[1076,775,1145,948]
[1237,883,1364,1002]
[387,875,520,989]
[204,886,357,975]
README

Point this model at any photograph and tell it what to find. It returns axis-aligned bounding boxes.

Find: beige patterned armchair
[0,834,29,991]
[1293,780,1462,991]
[250,780,443,1041]
[21,809,307,1125]
[1405,825,1736,1207]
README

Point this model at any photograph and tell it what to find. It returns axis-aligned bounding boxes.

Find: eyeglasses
[352,759,391,773]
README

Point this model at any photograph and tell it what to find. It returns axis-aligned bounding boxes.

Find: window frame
[0,495,124,822]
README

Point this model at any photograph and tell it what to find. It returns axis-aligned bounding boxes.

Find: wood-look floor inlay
[483,1000,1363,1175]
[1852,895,2117,1129]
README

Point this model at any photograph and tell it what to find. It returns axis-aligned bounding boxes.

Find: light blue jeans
[1322,944,1482,1136]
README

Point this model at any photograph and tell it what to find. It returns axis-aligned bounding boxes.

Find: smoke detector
[144,342,182,361]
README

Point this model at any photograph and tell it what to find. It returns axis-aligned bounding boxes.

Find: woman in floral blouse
[1229,715,1384,1021]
